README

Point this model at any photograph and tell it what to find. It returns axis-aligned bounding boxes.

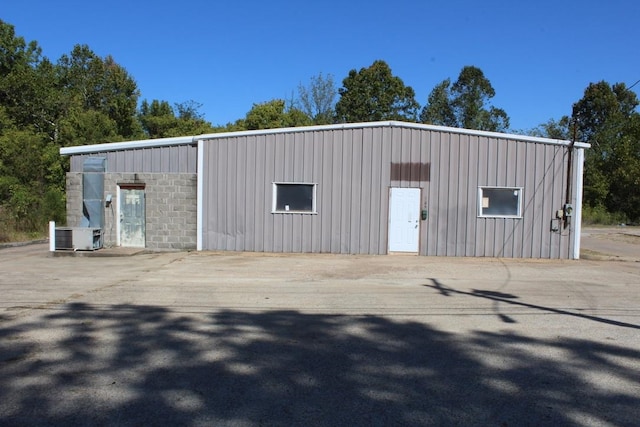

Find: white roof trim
[59,121,589,155]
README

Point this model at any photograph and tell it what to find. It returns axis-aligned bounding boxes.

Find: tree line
[1,19,638,239]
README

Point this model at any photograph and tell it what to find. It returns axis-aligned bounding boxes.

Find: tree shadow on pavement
[426,278,640,330]
[1,302,639,426]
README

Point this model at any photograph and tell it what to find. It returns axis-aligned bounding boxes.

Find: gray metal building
[61,121,589,258]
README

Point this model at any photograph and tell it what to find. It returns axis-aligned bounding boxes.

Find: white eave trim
[59,121,589,156]
[60,135,195,155]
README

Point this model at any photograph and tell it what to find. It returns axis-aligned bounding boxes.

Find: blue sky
[3,1,639,131]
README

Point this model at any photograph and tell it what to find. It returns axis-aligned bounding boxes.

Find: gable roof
[60,121,589,156]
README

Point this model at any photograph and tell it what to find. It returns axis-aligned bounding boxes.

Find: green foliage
[581,204,628,226]
[297,73,337,125]
[420,66,509,132]
[241,99,311,130]
[419,79,457,127]
[138,99,216,138]
[572,81,640,222]
[527,117,571,140]
[335,60,419,123]
[56,46,143,140]
[0,21,146,235]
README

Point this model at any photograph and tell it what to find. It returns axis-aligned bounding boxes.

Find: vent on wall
[81,157,106,229]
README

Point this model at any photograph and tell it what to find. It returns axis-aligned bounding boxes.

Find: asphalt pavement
[0,230,638,426]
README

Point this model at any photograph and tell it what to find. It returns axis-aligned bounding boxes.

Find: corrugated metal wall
[69,145,197,173]
[200,125,574,258]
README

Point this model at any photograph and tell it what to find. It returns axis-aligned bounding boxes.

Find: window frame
[271,182,318,214]
[477,186,523,219]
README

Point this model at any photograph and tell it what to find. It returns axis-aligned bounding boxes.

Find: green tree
[138,99,216,138]
[420,66,509,132]
[297,73,337,125]
[56,45,142,140]
[527,117,571,140]
[571,81,640,220]
[241,99,311,130]
[419,79,456,127]
[335,60,419,123]
[0,110,65,230]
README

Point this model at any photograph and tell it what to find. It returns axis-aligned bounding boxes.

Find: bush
[582,205,629,226]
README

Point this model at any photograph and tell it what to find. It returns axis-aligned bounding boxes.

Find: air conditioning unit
[55,227,103,251]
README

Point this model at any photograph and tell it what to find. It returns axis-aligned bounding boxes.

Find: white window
[272,183,317,214]
[478,187,523,218]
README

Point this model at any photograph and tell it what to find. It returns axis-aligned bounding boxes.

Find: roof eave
[59,121,589,156]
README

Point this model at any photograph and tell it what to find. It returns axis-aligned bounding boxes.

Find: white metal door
[120,187,146,247]
[389,188,421,252]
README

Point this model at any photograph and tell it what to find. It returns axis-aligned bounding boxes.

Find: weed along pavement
[1,242,639,426]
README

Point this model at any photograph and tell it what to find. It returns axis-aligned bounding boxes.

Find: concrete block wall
[66,172,198,250]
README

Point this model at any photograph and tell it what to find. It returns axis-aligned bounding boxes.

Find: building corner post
[572,147,585,259]
[49,221,56,252]
[196,140,203,251]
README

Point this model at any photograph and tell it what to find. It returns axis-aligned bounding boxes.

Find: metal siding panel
[135,149,145,172]
[409,129,422,185]
[502,140,517,258]
[293,132,305,252]
[359,128,373,253]
[217,140,229,250]
[436,133,450,256]
[418,130,430,255]
[340,130,353,253]
[272,134,285,252]
[540,145,556,258]
[328,131,341,253]
[474,137,489,256]
[311,132,323,252]
[320,131,334,252]
[347,129,361,254]
[512,141,527,257]
[446,133,460,256]
[300,132,313,252]
[520,142,537,258]
[224,139,237,250]
[254,136,266,252]
[484,138,498,256]
[236,137,247,251]
[159,147,168,172]
[464,136,478,256]
[530,143,546,258]
[379,128,392,254]
[455,134,469,256]
[494,139,508,257]
[263,135,276,252]
[426,131,440,255]
[123,150,132,172]
[187,145,197,173]
[206,140,220,249]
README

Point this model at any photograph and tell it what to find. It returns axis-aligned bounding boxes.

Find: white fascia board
[385,121,591,149]
[59,121,590,156]
[60,135,195,155]
[195,121,590,149]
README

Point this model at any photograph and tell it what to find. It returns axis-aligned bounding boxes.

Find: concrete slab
[0,242,639,426]
[581,226,640,261]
